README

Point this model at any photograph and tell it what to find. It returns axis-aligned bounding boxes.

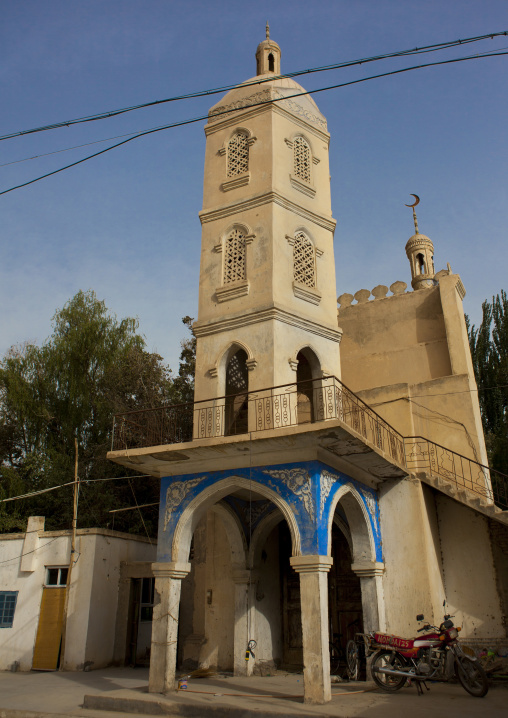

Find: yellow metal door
[32,587,66,670]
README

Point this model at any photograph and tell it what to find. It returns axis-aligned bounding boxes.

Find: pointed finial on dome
[266,21,270,40]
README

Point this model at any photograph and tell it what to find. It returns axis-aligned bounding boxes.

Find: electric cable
[1,31,505,143]
[0,473,153,503]
[1,49,507,198]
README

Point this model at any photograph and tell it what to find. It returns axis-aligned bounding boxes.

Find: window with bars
[293,232,316,287]
[224,228,246,284]
[0,591,18,628]
[227,132,249,177]
[293,137,311,183]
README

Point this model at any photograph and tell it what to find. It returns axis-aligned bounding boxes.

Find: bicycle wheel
[346,639,359,680]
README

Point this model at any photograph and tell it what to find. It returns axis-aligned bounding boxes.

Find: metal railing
[110,376,508,512]
[404,436,508,511]
[111,375,405,465]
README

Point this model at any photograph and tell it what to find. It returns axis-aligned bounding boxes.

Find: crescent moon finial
[405,194,420,233]
[405,194,420,208]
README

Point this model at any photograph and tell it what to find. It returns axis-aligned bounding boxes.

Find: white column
[290,555,333,705]
[148,561,191,694]
[232,569,254,677]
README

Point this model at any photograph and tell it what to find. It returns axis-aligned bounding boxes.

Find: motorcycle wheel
[454,654,489,697]
[346,640,359,680]
[371,650,407,692]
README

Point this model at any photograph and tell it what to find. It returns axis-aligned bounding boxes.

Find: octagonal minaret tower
[405,198,436,290]
[192,29,341,408]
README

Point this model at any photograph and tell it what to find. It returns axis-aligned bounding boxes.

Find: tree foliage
[0,291,195,535]
[467,290,508,476]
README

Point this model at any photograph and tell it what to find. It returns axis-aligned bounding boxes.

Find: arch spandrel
[159,472,303,564]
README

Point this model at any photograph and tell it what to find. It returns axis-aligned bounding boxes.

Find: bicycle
[345,632,376,681]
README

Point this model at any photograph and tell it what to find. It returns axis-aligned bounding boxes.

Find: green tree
[467,290,508,477]
[0,290,177,534]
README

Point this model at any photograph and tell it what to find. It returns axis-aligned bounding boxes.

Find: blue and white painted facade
[158,461,382,563]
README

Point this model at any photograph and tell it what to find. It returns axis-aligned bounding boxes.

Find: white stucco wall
[0,521,155,672]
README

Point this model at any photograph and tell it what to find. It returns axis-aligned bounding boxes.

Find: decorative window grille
[293,232,315,287]
[293,137,311,183]
[0,591,18,628]
[224,228,246,284]
[227,133,249,177]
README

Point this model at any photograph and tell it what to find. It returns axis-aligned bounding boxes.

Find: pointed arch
[171,476,302,564]
[326,484,376,563]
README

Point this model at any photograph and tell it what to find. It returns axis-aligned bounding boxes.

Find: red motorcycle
[370,611,488,697]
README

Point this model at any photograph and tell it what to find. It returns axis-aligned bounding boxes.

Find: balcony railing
[110,376,508,512]
[111,375,405,465]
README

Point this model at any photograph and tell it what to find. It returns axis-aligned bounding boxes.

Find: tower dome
[404,196,436,290]
[256,22,281,75]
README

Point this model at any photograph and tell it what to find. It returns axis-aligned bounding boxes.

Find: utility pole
[59,437,79,670]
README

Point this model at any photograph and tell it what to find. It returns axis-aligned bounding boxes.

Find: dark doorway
[225,349,249,435]
[328,523,363,652]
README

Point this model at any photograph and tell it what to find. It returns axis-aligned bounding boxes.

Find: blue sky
[1,0,507,372]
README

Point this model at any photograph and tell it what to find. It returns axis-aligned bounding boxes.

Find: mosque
[108,28,508,704]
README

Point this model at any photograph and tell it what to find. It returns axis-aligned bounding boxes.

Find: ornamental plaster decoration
[358,485,382,547]
[319,470,337,519]
[262,467,315,521]
[164,477,206,530]
[273,91,328,130]
[208,88,327,131]
[208,89,273,122]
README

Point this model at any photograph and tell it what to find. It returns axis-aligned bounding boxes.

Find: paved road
[0,666,507,717]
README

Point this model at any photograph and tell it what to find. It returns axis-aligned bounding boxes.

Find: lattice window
[224,228,246,284]
[227,132,249,177]
[293,232,315,287]
[293,137,311,183]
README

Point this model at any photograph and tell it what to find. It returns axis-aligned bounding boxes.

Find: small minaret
[255,22,281,75]
[405,195,436,290]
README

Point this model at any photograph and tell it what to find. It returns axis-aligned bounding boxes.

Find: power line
[4,43,508,170]
[1,31,505,144]
[1,49,507,198]
[0,473,153,503]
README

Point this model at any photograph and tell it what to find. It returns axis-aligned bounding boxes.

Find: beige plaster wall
[338,276,487,463]
[378,478,436,635]
[194,80,340,406]
[435,495,504,638]
[0,524,155,672]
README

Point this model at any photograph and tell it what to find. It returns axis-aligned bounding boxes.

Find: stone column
[290,555,333,705]
[232,569,254,677]
[148,561,191,694]
[351,562,385,632]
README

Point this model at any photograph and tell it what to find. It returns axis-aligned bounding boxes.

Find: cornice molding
[193,305,343,343]
[199,190,336,232]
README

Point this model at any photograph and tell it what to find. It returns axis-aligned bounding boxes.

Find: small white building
[0,516,156,671]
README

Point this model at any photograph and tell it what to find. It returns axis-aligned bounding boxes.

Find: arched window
[225,349,249,435]
[416,253,426,275]
[227,132,249,177]
[268,53,275,72]
[293,232,316,288]
[295,348,323,425]
[293,137,311,183]
[224,228,246,284]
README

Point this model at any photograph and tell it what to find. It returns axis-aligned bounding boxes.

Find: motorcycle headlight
[448,628,458,639]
